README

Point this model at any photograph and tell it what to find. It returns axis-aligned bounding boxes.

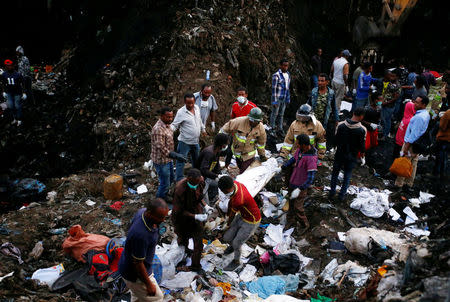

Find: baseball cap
[4,59,13,66]
[342,49,352,57]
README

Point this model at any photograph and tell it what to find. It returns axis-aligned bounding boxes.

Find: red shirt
[229,181,261,224]
[231,101,257,119]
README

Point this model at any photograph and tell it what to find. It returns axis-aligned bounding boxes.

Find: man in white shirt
[172,93,207,181]
[194,83,218,132]
[330,49,351,111]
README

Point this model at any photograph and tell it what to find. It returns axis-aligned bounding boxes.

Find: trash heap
[1,145,449,301]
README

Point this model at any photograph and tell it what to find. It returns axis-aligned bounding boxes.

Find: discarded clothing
[0,242,24,264]
[62,225,110,262]
[349,188,390,218]
[244,276,286,299]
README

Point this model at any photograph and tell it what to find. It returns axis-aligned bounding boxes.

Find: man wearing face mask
[194,83,218,132]
[231,87,257,119]
[218,176,261,271]
[119,198,169,302]
[172,168,210,272]
[195,134,229,204]
[221,107,267,173]
[280,104,326,160]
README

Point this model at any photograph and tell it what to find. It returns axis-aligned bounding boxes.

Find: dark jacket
[195,145,221,179]
[311,55,322,75]
[335,119,367,160]
[172,178,204,233]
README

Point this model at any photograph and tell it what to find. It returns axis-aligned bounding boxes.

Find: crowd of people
[120,51,449,301]
[1,44,448,301]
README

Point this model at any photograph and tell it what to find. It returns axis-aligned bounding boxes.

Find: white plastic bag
[31,264,64,287]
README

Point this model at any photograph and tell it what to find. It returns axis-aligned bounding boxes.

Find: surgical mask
[221,146,228,152]
[187,182,198,190]
[225,191,234,197]
[237,96,247,105]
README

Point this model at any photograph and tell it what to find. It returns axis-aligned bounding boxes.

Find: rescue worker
[221,107,267,174]
[172,168,213,272]
[280,104,326,160]
[281,134,318,235]
[218,176,261,271]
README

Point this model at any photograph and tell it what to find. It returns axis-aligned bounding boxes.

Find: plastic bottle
[29,241,44,260]
[206,70,210,81]
[211,286,223,302]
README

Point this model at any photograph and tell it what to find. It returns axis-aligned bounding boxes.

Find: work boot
[224,246,234,255]
[223,260,240,271]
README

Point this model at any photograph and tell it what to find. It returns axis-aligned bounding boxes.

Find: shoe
[16,120,22,126]
[11,119,16,125]
[223,260,240,271]
[224,246,234,255]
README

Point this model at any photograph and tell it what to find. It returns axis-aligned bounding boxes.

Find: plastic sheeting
[263,224,294,252]
[245,276,286,299]
[160,271,197,289]
[349,188,391,218]
[155,239,186,281]
[236,158,281,197]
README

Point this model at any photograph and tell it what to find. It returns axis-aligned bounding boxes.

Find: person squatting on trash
[151,107,186,201]
[270,58,291,135]
[221,107,267,173]
[1,59,26,126]
[172,168,213,272]
[118,198,169,302]
[218,176,261,271]
[282,134,318,235]
[171,93,207,181]
[329,107,367,202]
[281,104,326,160]
[394,95,430,189]
[194,83,218,132]
[195,133,229,205]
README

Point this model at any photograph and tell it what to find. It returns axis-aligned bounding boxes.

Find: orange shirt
[230,181,261,224]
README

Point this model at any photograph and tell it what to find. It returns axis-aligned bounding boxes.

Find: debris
[136,184,148,194]
[31,263,65,287]
[344,227,410,262]
[0,272,14,283]
[49,228,67,235]
[0,242,24,264]
[349,188,390,218]
[160,271,197,289]
[103,174,123,200]
[27,241,44,261]
[244,276,287,299]
[62,225,110,262]
[85,199,96,206]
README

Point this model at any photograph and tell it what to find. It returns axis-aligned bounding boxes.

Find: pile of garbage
[1,144,449,301]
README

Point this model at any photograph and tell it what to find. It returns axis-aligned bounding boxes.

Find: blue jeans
[154,161,175,199]
[176,141,200,181]
[311,75,318,88]
[352,97,368,111]
[329,156,356,200]
[6,93,22,120]
[269,102,287,130]
[381,106,395,137]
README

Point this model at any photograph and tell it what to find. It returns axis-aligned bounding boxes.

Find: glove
[399,151,404,157]
[259,155,267,162]
[194,214,208,222]
[370,123,378,131]
[352,89,356,95]
[360,157,366,166]
[290,188,301,199]
[204,205,214,214]
[211,122,215,131]
[168,151,188,162]
[22,93,27,100]
[345,86,349,93]
[2,92,7,99]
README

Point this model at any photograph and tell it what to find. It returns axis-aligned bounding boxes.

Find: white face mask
[237,96,247,105]
[225,189,234,197]
[221,146,228,152]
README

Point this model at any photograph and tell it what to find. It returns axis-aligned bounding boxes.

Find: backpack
[412,118,436,155]
[85,250,112,282]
